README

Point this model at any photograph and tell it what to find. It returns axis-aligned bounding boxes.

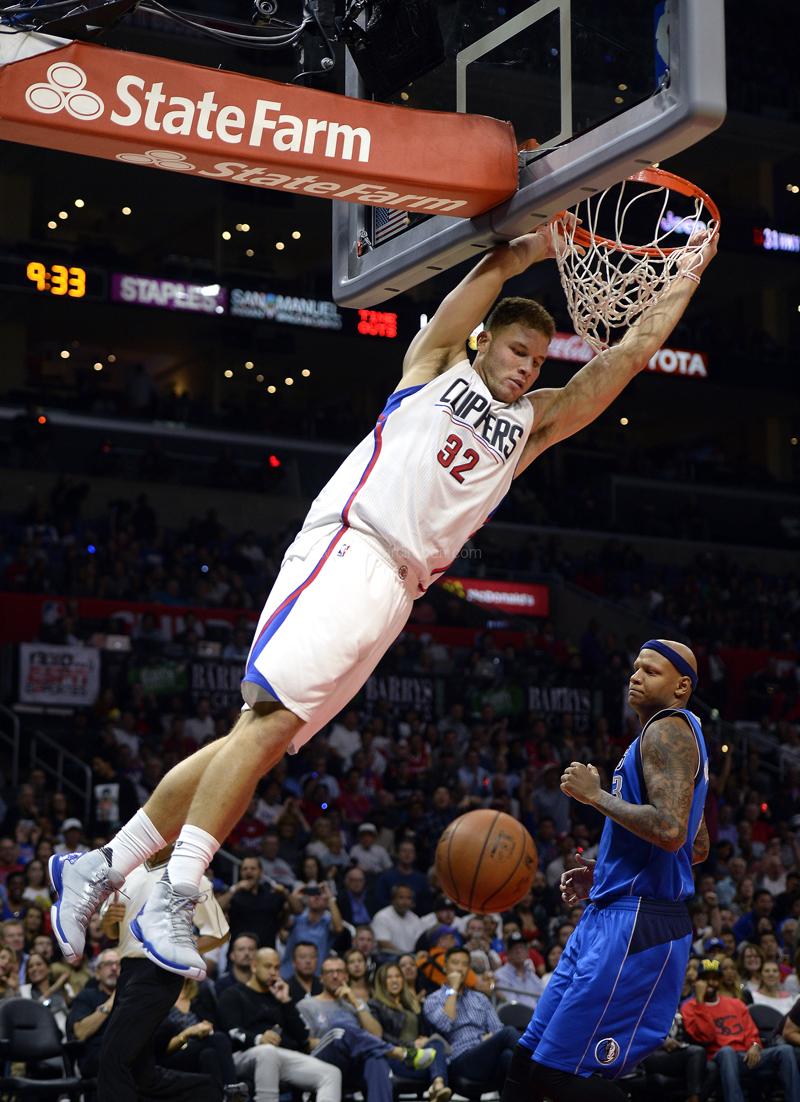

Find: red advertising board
[439,577,549,617]
[0,593,257,645]
[0,39,517,217]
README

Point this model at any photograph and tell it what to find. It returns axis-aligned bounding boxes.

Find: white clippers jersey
[294,360,534,592]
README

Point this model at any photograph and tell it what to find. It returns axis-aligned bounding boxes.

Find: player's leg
[49,730,235,962]
[512,910,589,1060]
[532,900,691,1079]
[49,525,362,964]
[528,1063,629,1101]
[502,1045,629,1102]
[180,702,300,845]
[135,527,414,979]
[502,1044,546,1102]
[48,531,316,964]
[130,702,301,978]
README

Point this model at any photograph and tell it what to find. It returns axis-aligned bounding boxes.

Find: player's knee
[237,704,302,746]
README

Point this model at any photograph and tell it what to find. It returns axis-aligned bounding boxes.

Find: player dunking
[501,639,710,1102]
[49,220,718,980]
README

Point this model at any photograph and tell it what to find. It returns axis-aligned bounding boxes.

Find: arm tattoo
[592,716,698,852]
[692,816,710,865]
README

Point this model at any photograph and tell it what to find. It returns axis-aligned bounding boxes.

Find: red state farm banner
[0,35,518,218]
[439,577,549,616]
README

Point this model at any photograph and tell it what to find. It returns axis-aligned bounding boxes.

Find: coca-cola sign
[548,332,593,363]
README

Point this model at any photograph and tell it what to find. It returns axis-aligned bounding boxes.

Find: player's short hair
[485,296,556,340]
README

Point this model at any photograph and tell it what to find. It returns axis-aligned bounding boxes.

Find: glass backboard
[332,0,725,307]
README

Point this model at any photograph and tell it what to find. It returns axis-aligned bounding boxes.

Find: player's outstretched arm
[560,715,699,852]
[398,221,561,389]
[515,227,718,474]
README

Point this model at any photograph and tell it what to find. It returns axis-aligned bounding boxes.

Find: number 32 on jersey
[437,433,479,484]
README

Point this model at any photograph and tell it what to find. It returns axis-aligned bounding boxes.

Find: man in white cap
[350,824,391,876]
[54,819,89,857]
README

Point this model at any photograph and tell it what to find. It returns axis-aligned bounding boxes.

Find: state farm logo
[116,149,196,171]
[25,62,104,121]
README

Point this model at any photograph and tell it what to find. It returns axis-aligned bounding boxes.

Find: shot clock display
[26,260,86,298]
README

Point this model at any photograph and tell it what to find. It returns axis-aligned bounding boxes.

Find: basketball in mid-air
[434,809,538,913]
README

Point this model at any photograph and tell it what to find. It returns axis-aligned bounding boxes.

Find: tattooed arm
[561,715,699,852]
[692,816,710,865]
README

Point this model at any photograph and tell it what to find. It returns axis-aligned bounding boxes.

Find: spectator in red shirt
[338,769,373,824]
[227,796,269,855]
[682,958,800,1102]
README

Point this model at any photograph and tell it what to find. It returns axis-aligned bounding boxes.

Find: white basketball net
[551,175,718,353]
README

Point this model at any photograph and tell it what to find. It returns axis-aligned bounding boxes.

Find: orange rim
[564,168,721,258]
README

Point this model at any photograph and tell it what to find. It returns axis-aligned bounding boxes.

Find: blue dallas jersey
[590,708,709,904]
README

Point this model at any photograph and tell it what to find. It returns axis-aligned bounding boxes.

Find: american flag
[373,205,410,246]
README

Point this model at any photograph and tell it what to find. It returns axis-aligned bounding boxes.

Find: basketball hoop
[551,167,721,353]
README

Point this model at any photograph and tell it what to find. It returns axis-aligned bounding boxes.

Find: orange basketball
[434,809,538,914]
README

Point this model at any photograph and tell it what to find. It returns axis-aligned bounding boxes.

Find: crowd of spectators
[0,635,800,1098]
[2,471,800,660]
[0,409,798,1101]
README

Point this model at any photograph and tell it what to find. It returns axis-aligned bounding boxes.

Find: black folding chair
[0,997,88,1100]
[748,1004,784,1047]
[496,1002,534,1032]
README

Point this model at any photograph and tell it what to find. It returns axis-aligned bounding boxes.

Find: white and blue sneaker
[49,850,124,963]
[130,871,207,981]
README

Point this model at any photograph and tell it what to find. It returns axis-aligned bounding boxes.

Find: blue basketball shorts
[519,897,692,1078]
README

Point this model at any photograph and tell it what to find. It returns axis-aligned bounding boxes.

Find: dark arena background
[0,1,799,1099]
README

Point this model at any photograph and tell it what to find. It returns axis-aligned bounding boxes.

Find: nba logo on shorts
[337,543,350,557]
[594,1038,620,1066]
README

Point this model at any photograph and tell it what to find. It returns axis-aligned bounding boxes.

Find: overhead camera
[294,0,444,94]
[339,0,444,97]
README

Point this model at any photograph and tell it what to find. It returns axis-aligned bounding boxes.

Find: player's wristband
[681,271,701,285]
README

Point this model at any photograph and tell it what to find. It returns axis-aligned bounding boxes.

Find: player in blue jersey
[501,638,710,1102]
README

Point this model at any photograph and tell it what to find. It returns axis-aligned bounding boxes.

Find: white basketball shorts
[242,522,415,754]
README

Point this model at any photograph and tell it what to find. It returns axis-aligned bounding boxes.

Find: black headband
[641,639,698,689]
